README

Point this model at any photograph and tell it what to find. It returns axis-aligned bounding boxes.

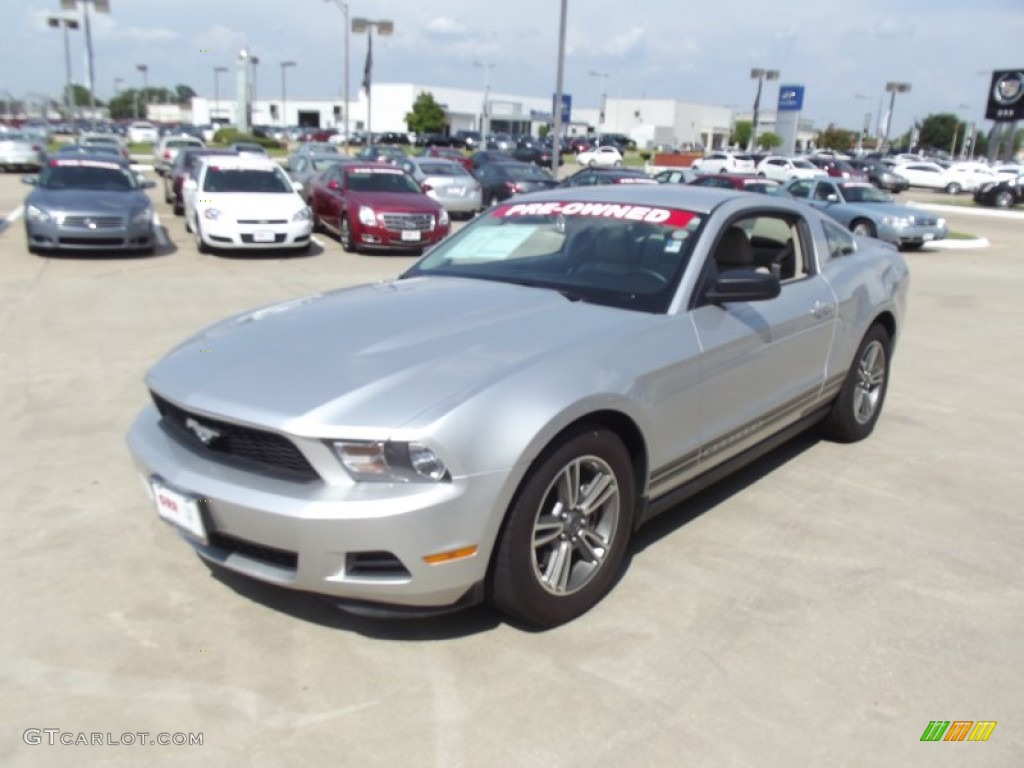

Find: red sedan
[420,146,473,172]
[310,163,450,253]
[807,157,869,182]
[688,173,788,196]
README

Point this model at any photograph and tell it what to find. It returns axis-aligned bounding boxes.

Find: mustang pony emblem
[184,417,221,445]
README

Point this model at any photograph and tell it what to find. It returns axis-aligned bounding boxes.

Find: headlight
[438,208,450,227]
[131,207,152,225]
[203,208,221,220]
[26,204,51,223]
[358,205,376,227]
[331,440,449,483]
[937,218,946,228]
[881,216,910,228]
[292,207,312,222]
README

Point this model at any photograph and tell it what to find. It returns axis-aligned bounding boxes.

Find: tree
[108,88,139,119]
[818,125,856,151]
[730,120,751,148]
[174,84,196,105]
[404,91,446,134]
[918,113,959,153]
[68,83,102,107]
[758,131,782,150]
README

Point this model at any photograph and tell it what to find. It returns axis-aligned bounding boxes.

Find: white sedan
[183,155,313,253]
[576,145,624,168]
[756,156,827,182]
[891,161,993,195]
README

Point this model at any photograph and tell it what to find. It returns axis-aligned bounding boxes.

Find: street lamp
[883,81,911,150]
[47,16,80,121]
[323,0,350,151]
[60,0,109,123]
[951,102,972,159]
[473,61,495,147]
[213,66,228,123]
[250,56,260,121]
[590,70,610,126]
[749,67,780,150]
[351,17,394,141]
[136,63,148,119]
[280,60,296,129]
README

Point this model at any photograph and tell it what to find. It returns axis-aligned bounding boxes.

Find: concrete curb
[926,237,990,250]
[907,201,1024,220]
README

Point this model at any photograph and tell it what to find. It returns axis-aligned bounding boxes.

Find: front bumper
[430,189,482,214]
[0,150,44,169]
[201,217,313,250]
[25,215,155,252]
[126,405,505,610]
[354,222,449,251]
[878,222,948,247]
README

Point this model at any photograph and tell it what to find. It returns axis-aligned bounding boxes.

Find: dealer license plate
[922,233,934,241]
[150,478,207,543]
[400,230,422,242]
[253,231,275,242]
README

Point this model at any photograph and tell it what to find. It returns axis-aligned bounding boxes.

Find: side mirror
[327,179,340,191]
[705,269,781,304]
[291,181,303,192]
[21,175,38,186]
[140,179,157,189]
[826,194,838,203]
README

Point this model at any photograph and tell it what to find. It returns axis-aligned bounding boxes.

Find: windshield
[419,162,468,177]
[840,184,892,203]
[792,159,817,169]
[38,160,137,191]
[346,169,422,193]
[404,199,703,313]
[503,164,553,181]
[203,167,292,193]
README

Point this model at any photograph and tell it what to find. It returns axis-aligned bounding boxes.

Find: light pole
[950,102,971,159]
[136,63,148,119]
[47,16,79,120]
[590,70,610,128]
[323,0,350,151]
[883,81,911,150]
[551,0,568,168]
[250,56,259,123]
[60,0,109,124]
[854,93,872,151]
[473,61,494,147]
[213,66,227,123]
[280,60,296,130]
[748,68,780,150]
[351,17,394,141]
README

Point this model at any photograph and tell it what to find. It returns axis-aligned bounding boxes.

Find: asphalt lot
[1,166,1022,767]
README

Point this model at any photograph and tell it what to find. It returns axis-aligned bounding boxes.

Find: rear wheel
[490,428,635,627]
[994,190,1014,208]
[822,324,891,443]
[945,182,962,195]
[850,219,876,238]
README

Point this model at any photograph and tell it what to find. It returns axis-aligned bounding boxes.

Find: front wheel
[945,182,962,195]
[822,324,891,443]
[339,216,357,253]
[194,221,210,254]
[994,190,1014,208]
[850,219,876,238]
[490,428,635,627]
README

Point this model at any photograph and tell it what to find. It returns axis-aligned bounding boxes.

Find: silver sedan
[127,185,908,627]
[0,132,45,172]
[397,156,482,216]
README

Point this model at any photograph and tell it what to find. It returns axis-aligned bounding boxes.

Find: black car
[596,133,636,152]
[847,159,910,193]
[973,178,1023,208]
[558,168,657,188]
[373,132,410,145]
[416,133,466,148]
[469,150,514,171]
[511,143,564,168]
[474,161,559,205]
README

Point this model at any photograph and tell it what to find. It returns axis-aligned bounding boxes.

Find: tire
[490,427,635,627]
[994,190,1014,209]
[172,201,183,216]
[339,216,356,253]
[588,159,596,168]
[899,242,924,252]
[945,182,962,195]
[822,324,891,443]
[850,219,876,238]
[194,221,210,254]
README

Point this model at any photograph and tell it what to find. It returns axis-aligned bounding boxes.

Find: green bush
[211,127,281,149]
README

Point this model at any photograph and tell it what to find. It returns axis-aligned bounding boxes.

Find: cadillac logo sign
[986,69,1024,121]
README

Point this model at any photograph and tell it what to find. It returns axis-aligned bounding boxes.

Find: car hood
[346,191,440,211]
[146,277,652,435]
[27,187,148,211]
[842,200,929,219]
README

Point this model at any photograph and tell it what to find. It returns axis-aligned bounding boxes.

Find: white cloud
[424,17,466,37]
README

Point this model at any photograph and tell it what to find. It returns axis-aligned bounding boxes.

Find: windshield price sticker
[350,168,404,175]
[495,201,695,227]
[50,159,121,169]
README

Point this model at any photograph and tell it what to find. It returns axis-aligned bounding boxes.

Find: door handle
[811,300,835,319]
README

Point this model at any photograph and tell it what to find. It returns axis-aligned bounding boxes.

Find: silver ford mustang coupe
[127,185,909,627]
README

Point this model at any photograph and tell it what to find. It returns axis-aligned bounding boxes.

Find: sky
[4,0,1023,135]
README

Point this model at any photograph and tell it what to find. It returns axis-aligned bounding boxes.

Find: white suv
[756,156,827,182]
[692,151,756,175]
[127,121,159,144]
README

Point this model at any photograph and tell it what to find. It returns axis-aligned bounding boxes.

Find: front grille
[62,215,123,229]
[237,219,287,224]
[240,233,287,243]
[208,531,298,570]
[346,551,411,578]
[59,237,125,246]
[152,393,320,482]
[381,213,433,231]
[913,216,937,226]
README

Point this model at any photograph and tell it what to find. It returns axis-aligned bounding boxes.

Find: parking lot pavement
[1,169,1022,767]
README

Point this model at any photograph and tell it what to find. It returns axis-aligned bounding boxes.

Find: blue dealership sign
[552,93,572,123]
[777,85,805,112]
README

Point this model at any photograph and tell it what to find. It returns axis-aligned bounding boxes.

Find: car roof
[199,155,280,170]
[517,181,773,215]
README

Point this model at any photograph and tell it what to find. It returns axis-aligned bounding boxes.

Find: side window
[719,214,809,283]
[788,180,812,198]
[293,158,307,174]
[823,219,857,258]
[813,183,836,201]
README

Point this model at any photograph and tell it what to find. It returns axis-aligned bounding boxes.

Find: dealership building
[175,82,737,149]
